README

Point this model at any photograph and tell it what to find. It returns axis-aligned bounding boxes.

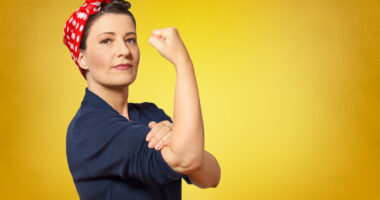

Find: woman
[63,0,221,199]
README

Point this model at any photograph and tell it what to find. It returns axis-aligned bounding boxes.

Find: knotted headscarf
[63,0,111,79]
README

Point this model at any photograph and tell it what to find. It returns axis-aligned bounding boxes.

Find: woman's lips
[113,64,132,70]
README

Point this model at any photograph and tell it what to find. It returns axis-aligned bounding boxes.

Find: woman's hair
[79,0,136,51]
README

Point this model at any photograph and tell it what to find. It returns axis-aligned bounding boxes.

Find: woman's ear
[78,50,89,71]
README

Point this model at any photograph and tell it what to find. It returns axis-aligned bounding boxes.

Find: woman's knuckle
[169,27,176,33]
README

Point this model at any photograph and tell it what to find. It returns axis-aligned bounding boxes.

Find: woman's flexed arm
[148,27,206,173]
[146,120,221,188]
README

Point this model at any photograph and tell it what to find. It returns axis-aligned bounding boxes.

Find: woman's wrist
[174,57,193,74]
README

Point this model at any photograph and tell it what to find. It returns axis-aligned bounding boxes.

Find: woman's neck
[87,82,130,120]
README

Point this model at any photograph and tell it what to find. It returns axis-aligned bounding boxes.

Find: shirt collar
[82,87,120,113]
[81,87,137,122]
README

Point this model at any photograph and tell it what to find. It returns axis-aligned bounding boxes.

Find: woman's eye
[101,39,111,44]
[126,38,137,43]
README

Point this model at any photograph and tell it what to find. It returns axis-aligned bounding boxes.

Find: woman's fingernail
[155,144,161,149]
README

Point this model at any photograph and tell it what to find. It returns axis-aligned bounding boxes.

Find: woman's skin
[146,121,221,188]
[77,13,221,188]
[146,120,173,149]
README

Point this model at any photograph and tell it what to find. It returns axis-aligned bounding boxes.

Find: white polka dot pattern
[63,0,111,79]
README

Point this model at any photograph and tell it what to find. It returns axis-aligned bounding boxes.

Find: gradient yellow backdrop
[1,0,379,199]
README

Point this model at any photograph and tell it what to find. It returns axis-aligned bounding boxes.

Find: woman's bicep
[148,102,203,174]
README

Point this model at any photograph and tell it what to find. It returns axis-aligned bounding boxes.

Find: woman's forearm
[149,27,205,173]
[172,59,204,168]
[161,59,205,173]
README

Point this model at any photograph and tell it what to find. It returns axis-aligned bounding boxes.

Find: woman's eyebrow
[97,31,137,37]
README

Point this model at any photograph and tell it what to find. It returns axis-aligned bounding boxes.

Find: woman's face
[78,13,139,87]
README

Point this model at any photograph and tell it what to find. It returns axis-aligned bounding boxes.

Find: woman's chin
[109,76,136,87]
[89,72,137,88]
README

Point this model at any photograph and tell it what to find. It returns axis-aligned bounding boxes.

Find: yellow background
[1,0,379,199]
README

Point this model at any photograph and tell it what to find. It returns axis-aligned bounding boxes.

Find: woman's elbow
[211,176,221,188]
[204,162,221,188]
[196,175,220,189]
[209,169,221,188]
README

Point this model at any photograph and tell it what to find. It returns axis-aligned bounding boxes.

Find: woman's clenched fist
[148,27,191,67]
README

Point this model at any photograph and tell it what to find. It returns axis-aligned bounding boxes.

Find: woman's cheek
[90,50,109,70]
[133,47,140,67]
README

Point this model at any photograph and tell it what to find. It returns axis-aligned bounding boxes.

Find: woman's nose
[117,39,130,57]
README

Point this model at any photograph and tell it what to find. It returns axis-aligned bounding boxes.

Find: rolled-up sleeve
[72,110,187,186]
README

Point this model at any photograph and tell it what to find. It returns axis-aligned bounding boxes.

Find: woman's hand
[148,27,192,67]
[145,120,173,150]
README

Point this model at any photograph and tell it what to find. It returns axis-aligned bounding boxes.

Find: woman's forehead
[89,13,136,36]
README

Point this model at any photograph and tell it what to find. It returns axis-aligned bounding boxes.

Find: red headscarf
[63,0,111,79]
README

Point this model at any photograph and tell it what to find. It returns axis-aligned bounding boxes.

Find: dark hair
[80,0,136,51]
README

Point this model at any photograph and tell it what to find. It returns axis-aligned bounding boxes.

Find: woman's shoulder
[129,101,162,112]
[129,102,172,122]
[66,106,115,138]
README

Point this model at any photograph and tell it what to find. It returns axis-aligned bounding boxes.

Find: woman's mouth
[113,64,132,70]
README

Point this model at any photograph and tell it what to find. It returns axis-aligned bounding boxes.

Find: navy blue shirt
[66,87,192,200]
